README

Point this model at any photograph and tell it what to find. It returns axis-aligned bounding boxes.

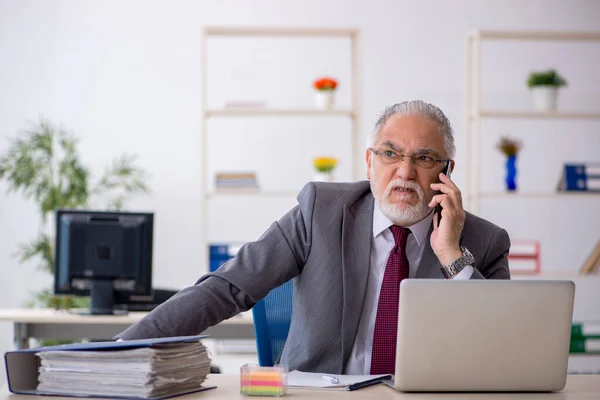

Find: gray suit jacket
[116,181,511,373]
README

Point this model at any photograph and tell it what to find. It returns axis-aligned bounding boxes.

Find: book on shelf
[507,239,541,274]
[213,187,260,195]
[215,180,258,186]
[572,321,600,338]
[209,243,244,272]
[570,337,600,354]
[5,334,214,399]
[215,171,257,180]
[556,162,600,192]
[214,171,259,191]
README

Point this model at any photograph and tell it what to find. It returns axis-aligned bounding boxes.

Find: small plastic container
[240,364,287,396]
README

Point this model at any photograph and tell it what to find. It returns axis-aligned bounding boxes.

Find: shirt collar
[372,201,433,247]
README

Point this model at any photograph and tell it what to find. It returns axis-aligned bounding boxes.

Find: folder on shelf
[4,334,214,399]
[209,243,244,272]
[214,171,259,191]
[572,321,600,338]
[557,162,600,192]
[507,239,541,275]
[570,337,600,354]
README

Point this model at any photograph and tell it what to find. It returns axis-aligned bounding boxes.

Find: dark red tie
[370,225,410,375]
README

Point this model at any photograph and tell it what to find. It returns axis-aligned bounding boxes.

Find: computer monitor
[54,209,154,315]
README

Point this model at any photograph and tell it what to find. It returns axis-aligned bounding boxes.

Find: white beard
[371,177,432,227]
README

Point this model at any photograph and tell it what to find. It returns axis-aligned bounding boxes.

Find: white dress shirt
[344,203,473,374]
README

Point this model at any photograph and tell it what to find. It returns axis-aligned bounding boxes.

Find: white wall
[1,0,599,385]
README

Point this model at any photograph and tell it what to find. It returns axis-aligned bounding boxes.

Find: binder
[570,337,600,353]
[4,334,215,399]
[572,321,600,337]
[209,243,243,272]
[507,239,541,275]
[557,162,600,192]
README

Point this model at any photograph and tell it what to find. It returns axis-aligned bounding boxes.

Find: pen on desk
[321,375,340,384]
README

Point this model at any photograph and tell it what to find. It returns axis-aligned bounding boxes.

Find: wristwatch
[440,246,475,278]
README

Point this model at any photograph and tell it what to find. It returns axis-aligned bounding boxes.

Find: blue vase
[505,155,517,191]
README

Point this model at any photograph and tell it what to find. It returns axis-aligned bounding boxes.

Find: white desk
[0,309,255,349]
[2,374,600,399]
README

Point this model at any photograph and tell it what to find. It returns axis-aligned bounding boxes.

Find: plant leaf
[93,153,151,209]
[14,232,54,274]
[1,118,151,311]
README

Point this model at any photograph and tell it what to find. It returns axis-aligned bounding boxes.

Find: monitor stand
[78,280,128,316]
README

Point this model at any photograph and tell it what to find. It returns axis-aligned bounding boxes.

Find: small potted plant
[313,77,338,109]
[312,156,338,182]
[526,68,567,111]
[496,135,523,191]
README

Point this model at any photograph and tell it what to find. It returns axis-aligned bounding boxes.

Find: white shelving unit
[465,29,600,214]
[465,31,600,372]
[200,26,361,272]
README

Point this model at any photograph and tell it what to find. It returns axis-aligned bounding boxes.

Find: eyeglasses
[369,147,451,169]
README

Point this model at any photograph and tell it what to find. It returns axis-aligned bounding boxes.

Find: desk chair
[252,280,293,366]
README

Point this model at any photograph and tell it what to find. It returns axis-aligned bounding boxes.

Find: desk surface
[0,309,253,325]
[2,374,600,399]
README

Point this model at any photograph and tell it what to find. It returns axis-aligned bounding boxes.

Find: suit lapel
[340,194,374,372]
[415,228,444,278]
[415,222,465,278]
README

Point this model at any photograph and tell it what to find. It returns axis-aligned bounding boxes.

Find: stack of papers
[36,341,212,399]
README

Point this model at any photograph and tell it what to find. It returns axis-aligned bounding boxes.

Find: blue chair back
[252,280,294,366]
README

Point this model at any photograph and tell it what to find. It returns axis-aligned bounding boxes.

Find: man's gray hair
[368,100,456,158]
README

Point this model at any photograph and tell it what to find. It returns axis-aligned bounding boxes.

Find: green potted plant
[526,68,567,111]
[0,118,151,312]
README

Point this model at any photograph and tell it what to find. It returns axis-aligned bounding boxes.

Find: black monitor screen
[54,209,154,315]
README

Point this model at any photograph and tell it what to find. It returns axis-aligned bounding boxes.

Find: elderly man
[116,100,510,375]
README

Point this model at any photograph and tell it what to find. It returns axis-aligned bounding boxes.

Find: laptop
[389,279,575,392]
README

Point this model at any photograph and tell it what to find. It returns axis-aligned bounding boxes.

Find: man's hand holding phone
[429,164,466,267]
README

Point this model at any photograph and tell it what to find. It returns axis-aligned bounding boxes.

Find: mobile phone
[434,161,452,225]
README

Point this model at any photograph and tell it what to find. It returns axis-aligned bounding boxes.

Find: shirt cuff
[451,265,474,279]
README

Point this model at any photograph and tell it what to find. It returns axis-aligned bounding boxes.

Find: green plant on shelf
[527,68,568,88]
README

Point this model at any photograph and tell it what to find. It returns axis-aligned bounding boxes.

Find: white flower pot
[313,171,333,182]
[530,86,559,111]
[315,90,335,109]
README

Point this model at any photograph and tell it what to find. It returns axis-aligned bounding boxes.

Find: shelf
[474,111,600,120]
[200,25,362,273]
[206,190,298,198]
[470,30,600,42]
[205,26,358,37]
[205,109,355,118]
[466,29,600,214]
[477,191,600,198]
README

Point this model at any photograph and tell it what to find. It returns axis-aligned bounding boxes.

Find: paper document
[287,370,392,391]
[35,338,212,399]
